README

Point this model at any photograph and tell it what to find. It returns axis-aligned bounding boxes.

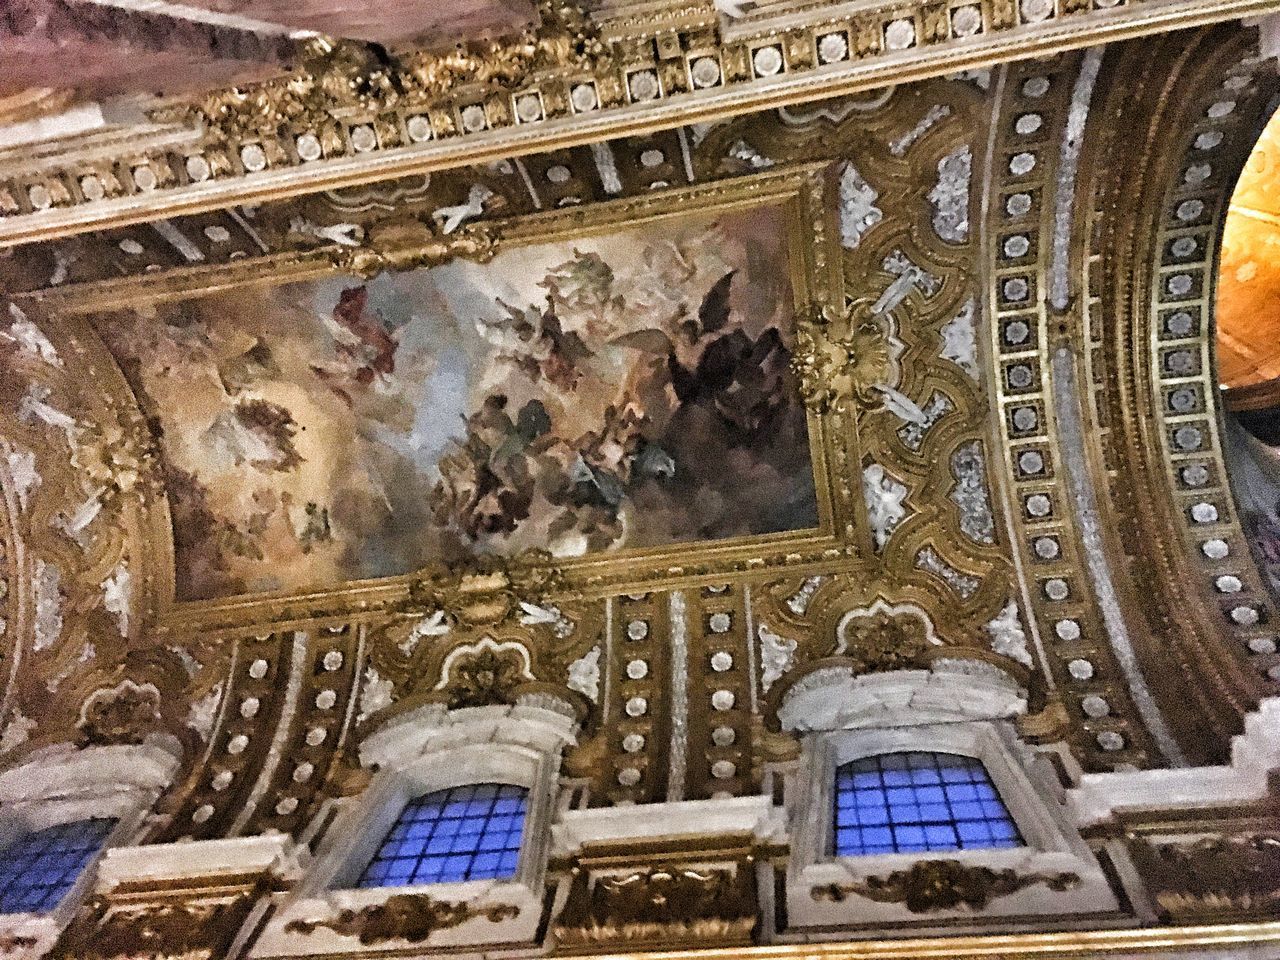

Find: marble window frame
[787,719,1119,924]
[259,701,578,956]
[0,743,180,953]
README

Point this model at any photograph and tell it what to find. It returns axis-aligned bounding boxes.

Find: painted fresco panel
[96,203,818,599]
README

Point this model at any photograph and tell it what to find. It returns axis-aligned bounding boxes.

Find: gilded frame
[29,163,860,622]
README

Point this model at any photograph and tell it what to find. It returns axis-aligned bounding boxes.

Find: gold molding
[35,166,855,624]
[565,923,1280,960]
[2,0,1278,247]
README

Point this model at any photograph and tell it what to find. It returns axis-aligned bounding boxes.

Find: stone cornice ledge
[1,0,1277,247]
[1067,697,1280,826]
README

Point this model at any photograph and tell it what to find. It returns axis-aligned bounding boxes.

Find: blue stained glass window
[833,752,1022,857]
[0,818,116,914]
[357,783,528,888]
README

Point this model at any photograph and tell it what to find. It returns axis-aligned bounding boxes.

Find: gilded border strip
[2,0,1278,246]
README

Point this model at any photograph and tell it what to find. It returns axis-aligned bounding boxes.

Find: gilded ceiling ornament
[284,894,519,945]
[791,300,900,414]
[76,679,162,747]
[184,1,606,143]
[56,895,241,960]
[1142,834,1280,918]
[554,863,755,946]
[812,860,1080,913]
[835,600,936,673]
[330,220,500,280]
[407,551,564,628]
[436,637,536,709]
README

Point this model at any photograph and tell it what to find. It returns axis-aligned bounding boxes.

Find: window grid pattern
[833,752,1022,856]
[358,783,527,888]
[0,818,116,914]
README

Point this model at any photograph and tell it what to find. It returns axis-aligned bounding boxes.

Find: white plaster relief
[914,545,980,598]
[0,710,35,755]
[758,622,797,692]
[1050,48,1102,310]
[57,488,106,543]
[896,392,953,451]
[101,561,131,637]
[889,104,952,156]
[432,184,492,234]
[838,161,883,248]
[567,646,601,703]
[728,139,773,169]
[187,684,223,742]
[589,142,624,193]
[3,443,40,511]
[778,661,1026,733]
[1,303,61,367]
[985,601,1033,667]
[401,609,450,655]
[1050,346,1186,764]
[786,575,826,615]
[667,591,689,802]
[929,145,972,243]
[288,216,363,247]
[862,462,909,550]
[18,384,76,436]
[32,559,63,651]
[950,440,996,544]
[358,666,394,724]
[877,250,941,314]
[941,297,980,379]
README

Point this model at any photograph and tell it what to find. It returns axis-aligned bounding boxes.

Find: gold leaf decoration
[285,894,518,946]
[812,859,1080,913]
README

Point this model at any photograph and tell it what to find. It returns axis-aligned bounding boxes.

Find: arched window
[0,818,116,914]
[356,783,529,888]
[833,751,1020,856]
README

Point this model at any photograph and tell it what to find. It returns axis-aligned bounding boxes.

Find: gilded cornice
[2,0,1279,246]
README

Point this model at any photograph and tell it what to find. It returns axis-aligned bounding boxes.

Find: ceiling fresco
[93,202,816,599]
[1,5,1280,955]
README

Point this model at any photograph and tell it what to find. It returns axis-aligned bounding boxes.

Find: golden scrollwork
[185,1,606,142]
[1140,834,1280,919]
[791,300,898,414]
[407,549,564,628]
[812,860,1080,913]
[330,220,501,279]
[284,894,519,945]
[75,679,162,747]
[554,864,756,947]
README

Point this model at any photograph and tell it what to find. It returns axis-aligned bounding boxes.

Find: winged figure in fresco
[610,270,792,437]
[474,298,593,391]
[311,286,401,403]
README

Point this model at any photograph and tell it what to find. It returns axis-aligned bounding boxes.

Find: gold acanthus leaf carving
[284,894,519,946]
[1145,834,1280,917]
[791,301,897,414]
[812,859,1080,913]
[407,550,564,627]
[554,864,755,946]
[331,221,500,280]
[185,1,607,141]
[443,647,528,708]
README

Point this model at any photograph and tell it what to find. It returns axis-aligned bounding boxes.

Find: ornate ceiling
[1,1,1279,956]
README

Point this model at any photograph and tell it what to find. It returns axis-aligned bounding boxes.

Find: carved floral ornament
[76,679,162,747]
[791,299,902,415]
[180,1,607,143]
[284,894,519,946]
[812,859,1080,913]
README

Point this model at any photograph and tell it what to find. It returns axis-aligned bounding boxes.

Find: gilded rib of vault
[0,2,1278,947]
